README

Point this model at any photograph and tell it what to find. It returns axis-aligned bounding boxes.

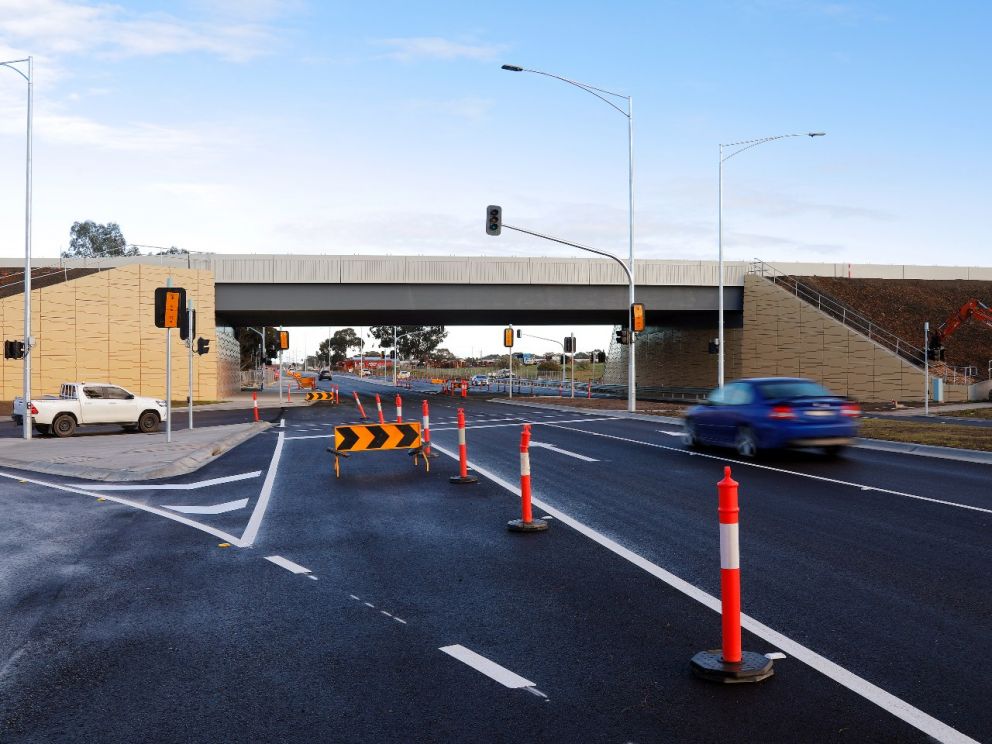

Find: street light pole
[718,132,825,388]
[1,56,33,440]
[502,64,636,412]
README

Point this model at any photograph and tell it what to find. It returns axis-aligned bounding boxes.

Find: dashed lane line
[265,555,312,574]
[439,644,538,690]
[431,416,619,432]
[428,441,979,744]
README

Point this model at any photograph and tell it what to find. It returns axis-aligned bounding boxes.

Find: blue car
[683,377,860,457]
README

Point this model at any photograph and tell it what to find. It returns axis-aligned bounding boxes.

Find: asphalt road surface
[0,374,988,743]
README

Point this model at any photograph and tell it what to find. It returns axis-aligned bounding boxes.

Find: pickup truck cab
[13,382,168,438]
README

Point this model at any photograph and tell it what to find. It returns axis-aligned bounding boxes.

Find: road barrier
[690,467,773,683]
[375,394,385,424]
[329,422,423,478]
[507,424,547,532]
[353,391,368,420]
[461,380,468,399]
[305,391,337,403]
[252,391,259,422]
[412,399,438,470]
[449,407,478,485]
[395,394,403,423]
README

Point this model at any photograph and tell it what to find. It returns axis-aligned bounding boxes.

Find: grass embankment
[939,407,992,420]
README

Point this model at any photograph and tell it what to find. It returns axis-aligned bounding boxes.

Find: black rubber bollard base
[507,518,548,532]
[450,475,479,484]
[690,650,774,683]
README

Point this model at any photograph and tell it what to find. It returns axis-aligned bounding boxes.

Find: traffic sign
[334,423,421,452]
[154,287,186,329]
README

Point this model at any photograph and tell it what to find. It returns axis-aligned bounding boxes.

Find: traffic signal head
[180,308,196,341]
[631,303,645,332]
[154,287,187,329]
[614,329,631,345]
[196,337,210,355]
[503,327,514,348]
[596,351,607,363]
[279,330,290,350]
[4,340,24,360]
[486,205,502,236]
[564,336,575,353]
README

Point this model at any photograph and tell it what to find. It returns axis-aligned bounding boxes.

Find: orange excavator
[927,298,992,361]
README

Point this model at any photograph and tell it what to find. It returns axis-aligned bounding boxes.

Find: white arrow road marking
[529,442,599,462]
[265,555,312,574]
[162,498,250,514]
[440,645,537,689]
[67,471,263,490]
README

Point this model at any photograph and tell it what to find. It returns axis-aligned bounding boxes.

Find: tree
[369,325,447,363]
[237,327,281,370]
[63,221,138,259]
[154,246,189,255]
[317,328,361,366]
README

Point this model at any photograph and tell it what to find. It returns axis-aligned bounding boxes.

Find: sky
[0,0,989,358]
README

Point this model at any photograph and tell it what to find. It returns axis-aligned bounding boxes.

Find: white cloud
[375,36,506,63]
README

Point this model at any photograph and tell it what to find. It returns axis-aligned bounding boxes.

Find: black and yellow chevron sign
[334,423,421,452]
[306,391,336,402]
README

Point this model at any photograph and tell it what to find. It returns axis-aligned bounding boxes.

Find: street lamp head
[501,64,524,72]
[808,132,826,137]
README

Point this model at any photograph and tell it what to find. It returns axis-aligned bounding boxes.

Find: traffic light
[4,340,24,360]
[278,331,290,350]
[486,205,502,236]
[503,327,514,347]
[559,355,566,365]
[196,337,210,355]
[564,336,575,353]
[596,351,607,363]
[154,287,186,329]
[615,329,631,345]
[389,349,396,359]
[708,338,720,354]
[631,303,645,332]
[180,309,196,341]
[516,328,522,338]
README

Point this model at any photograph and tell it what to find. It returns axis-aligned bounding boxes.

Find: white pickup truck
[12,382,168,437]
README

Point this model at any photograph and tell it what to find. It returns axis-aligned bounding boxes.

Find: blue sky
[0,1,989,357]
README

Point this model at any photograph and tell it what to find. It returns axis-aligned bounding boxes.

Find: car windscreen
[757,381,834,400]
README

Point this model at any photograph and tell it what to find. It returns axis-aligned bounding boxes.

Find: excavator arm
[928,299,992,360]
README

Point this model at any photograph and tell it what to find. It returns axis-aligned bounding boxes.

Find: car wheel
[51,414,77,438]
[34,424,51,436]
[683,421,699,448]
[735,426,758,458]
[137,411,161,433]
[824,445,845,458]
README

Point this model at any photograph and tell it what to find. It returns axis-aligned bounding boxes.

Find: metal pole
[509,342,513,399]
[718,144,725,389]
[279,324,284,403]
[187,302,194,431]
[393,325,397,387]
[627,95,636,413]
[571,334,576,398]
[924,321,929,416]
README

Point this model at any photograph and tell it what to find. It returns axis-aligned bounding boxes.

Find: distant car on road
[683,377,860,457]
[318,369,332,380]
[397,370,411,380]
[470,374,490,386]
[13,382,168,438]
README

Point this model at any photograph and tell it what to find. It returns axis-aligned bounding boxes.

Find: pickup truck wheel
[51,414,77,438]
[137,411,160,433]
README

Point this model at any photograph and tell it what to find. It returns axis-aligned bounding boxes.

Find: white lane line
[67,471,263,490]
[394,617,407,624]
[364,602,375,608]
[0,471,243,546]
[431,416,619,432]
[439,645,537,689]
[285,434,330,441]
[349,594,360,600]
[380,610,393,617]
[543,422,992,516]
[162,498,249,514]
[529,442,599,462]
[238,431,286,547]
[265,555,312,574]
[656,430,683,437]
[428,442,979,744]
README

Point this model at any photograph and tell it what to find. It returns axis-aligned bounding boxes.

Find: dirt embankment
[798,277,992,372]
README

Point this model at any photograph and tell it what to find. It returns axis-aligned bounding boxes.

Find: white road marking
[162,498,249,514]
[380,610,392,617]
[285,434,330,441]
[428,442,979,744]
[394,617,407,624]
[431,416,619,432]
[0,471,243,545]
[364,602,375,608]
[766,652,788,660]
[239,431,286,547]
[280,418,285,428]
[307,575,319,581]
[265,555,312,574]
[529,442,599,462]
[349,594,360,600]
[657,430,683,437]
[439,645,537,689]
[544,422,992,516]
[67,471,263,491]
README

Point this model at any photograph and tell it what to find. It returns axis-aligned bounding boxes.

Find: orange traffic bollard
[353,391,368,420]
[507,424,546,532]
[335,387,340,405]
[461,380,467,399]
[252,391,259,422]
[395,394,403,423]
[421,399,433,459]
[449,407,478,485]
[691,467,773,683]
[375,394,385,424]
[287,385,292,403]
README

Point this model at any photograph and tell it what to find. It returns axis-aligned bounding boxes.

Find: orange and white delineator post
[375,393,385,424]
[395,394,403,423]
[461,381,468,399]
[691,467,773,683]
[252,391,259,422]
[421,399,432,459]
[353,391,368,420]
[449,407,478,485]
[507,424,547,532]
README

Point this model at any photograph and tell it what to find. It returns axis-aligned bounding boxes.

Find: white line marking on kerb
[239,431,285,547]
[439,645,536,689]
[546,422,992,516]
[265,555,311,574]
[162,498,249,514]
[67,471,263,490]
[428,442,979,744]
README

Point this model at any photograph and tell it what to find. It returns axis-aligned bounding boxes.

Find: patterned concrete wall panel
[528,259,590,286]
[213,256,274,283]
[902,265,974,280]
[340,256,407,283]
[587,260,627,285]
[468,258,532,284]
[273,256,341,283]
[214,326,242,398]
[404,257,472,284]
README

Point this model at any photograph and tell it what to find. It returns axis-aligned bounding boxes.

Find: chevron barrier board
[334,423,421,452]
[306,391,336,402]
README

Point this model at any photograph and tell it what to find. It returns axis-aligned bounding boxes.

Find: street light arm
[518,331,565,349]
[0,59,30,83]
[502,65,630,117]
[503,223,633,284]
[721,132,825,163]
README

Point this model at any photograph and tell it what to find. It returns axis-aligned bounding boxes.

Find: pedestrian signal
[503,327,514,348]
[279,331,290,350]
